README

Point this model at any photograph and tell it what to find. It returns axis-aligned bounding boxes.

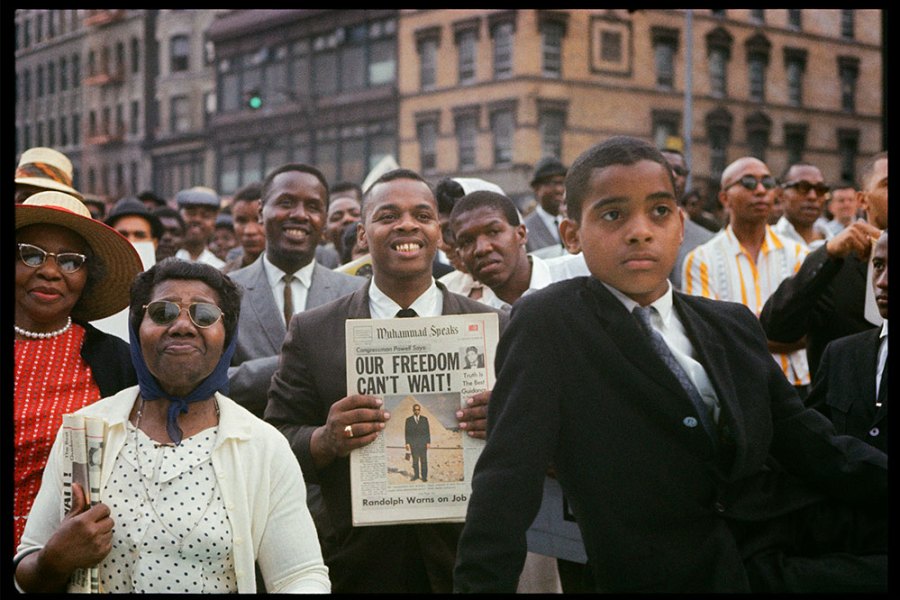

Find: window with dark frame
[418,35,438,90]
[787,9,802,30]
[784,124,807,165]
[490,108,514,165]
[784,48,807,107]
[455,113,478,170]
[417,119,438,172]
[541,20,564,77]
[651,27,679,90]
[539,108,565,160]
[841,10,855,39]
[491,21,514,79]
[837,130,859,183]
[838,56,859,113]
[170,34,190,73]
[456,28,477,84]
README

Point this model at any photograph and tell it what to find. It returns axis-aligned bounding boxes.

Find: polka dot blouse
[99,424,237,593]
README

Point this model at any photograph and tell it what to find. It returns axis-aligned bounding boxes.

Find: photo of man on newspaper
[384,393,463,485]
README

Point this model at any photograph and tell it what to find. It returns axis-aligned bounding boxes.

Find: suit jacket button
[714,502,726,513]
[683,416,698,428]
[869,427,880,437]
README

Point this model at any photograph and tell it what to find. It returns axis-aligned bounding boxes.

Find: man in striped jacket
[682,157,812,399]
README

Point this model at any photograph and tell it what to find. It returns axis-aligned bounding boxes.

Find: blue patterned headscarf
[128,319,237,445]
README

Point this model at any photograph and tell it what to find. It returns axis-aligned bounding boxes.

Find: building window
[490,107,515,165]
[72,53,80,88]
[60,56,68,91]
[24,124,31,149]
[601,30,622,62]
[748,54,766,102]
[838,57,859,113]
[36,64,44,98]
[784,48,807,107]
[368,19,397,86]
[312,33,338,96]
[841,10,855,39]
[170,34,190,73]
[116,103,125,136]
[23,69,31,101]
[417,118,438,172]
[72,114,81,145]
[708,47,728,98]
[745,112,771,162]
[131,100,140,135]
[784,124,806,165]
[416,29,439,91]
[652,110,681,150]
[170,95,191,133]
[651,27,679,90]
[540,17,566,78]
[539,107,566,160]
[24,19,31,48]
[787,9,802,30]
[60,116,68,146]
[116,41,125,76]
[340,25,367,92]
[455,112,478,170]
[455,27,478,85]
[47,62,55,95]
[490,16,515,80]
[750,9,765,24]
[705,109,733,183]
[48,118,56,147]
[837,129,859,182]
[132,37,141,73]
[37,121,44,146]
[131,161,139,195]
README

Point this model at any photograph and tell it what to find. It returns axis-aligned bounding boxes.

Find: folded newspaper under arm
[62,414,109,593]
[346,312,499,526]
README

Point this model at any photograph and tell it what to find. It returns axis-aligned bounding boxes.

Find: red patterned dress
[14,324,102,552]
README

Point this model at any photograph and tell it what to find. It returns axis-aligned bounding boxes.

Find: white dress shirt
[603,281,721,422]
[876,321,888,402]
[263,255,315,317]
[368,278,443,319]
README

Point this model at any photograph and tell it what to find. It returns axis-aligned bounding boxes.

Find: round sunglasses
[142,301,224,328]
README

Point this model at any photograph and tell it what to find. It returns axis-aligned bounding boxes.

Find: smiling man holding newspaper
[265,168,508,593]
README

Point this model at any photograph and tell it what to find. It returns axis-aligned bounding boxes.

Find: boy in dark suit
[805,230,888,452]
[453,136,887,593]
[265,168,507,593]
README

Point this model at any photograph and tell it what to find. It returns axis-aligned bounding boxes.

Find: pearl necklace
[15,316,73,339]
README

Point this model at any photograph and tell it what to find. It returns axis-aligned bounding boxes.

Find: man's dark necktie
[283,274,295,326]
[396,308,418,318]
[632,305,717,443]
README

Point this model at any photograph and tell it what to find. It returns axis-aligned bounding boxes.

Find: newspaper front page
[346,313,500,526]
[62,414,108,593]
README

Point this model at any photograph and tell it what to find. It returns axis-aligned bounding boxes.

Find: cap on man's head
[530,157,568,187]
[15,146,83,200]
[105,196,164,239]
[176,186,220,209]
[215,213,234,230]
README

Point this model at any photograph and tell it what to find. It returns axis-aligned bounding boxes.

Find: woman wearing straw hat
[14,191,144,551]
[14,146,84,203]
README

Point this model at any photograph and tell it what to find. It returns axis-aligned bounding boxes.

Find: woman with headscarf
[14,191,143,551]
[14,258,330,593]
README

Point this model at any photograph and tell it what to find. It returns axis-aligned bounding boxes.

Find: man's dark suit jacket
[266,281,508,593]
[806,328,887,453]
[760,244,877,377]
[454,277,886,593]
[405,415,431,452]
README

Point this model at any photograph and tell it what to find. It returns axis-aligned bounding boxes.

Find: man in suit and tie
[524,157,567,255]
[227,163,366,418]
[405,404,431,481]
[760,151,887,377]
[265,168,508,593]
[453,136,886,593]
[805,230,888,452]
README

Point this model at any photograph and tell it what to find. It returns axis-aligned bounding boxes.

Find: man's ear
[357,222,367,247]
[516,223,528,247]
[559,218,581,254]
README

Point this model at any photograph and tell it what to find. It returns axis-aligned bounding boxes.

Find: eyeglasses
[143,301,224,328]
[17,243,87,273]
[781,180,831,197]
[724,175,778,192]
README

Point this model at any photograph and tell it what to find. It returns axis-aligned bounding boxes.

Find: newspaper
[346,313,500,526]
[62,414,108,593]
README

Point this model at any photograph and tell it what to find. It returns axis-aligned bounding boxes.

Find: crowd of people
[13,139,888,593]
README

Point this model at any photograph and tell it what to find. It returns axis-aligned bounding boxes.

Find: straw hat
[15,147,84,200]
[16,191,143,321]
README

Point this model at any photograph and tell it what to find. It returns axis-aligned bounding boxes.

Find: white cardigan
[15,386,330,593]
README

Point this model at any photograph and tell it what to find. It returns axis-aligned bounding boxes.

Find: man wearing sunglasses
[772,163,833,250]
[683,156,813,398]
[761,151,887,378]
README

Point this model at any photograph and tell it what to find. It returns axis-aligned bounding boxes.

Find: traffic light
[246,89,262,110]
